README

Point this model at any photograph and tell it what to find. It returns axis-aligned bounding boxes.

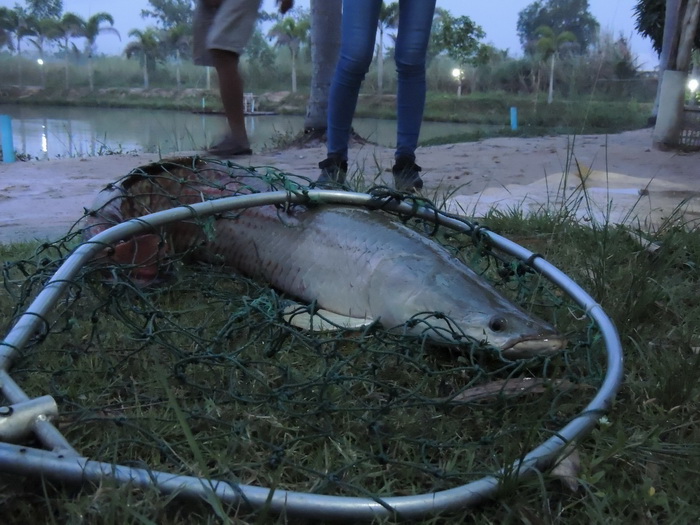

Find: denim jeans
[326,0,437,162]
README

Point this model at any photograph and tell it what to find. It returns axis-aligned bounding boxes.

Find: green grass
[1,167,699,523]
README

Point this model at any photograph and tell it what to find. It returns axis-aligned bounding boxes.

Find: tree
[161,24,191,88]
[534,25,576,103]
[435,12,485,95]
[1,6,33,52]
[125,28,162,89]
[245,27,276,68]
[426,8,452,64]
[0,7,14,51]
[0,6,34,85]
[437,14,486,66]
[267,10,311,93]
[643,0,700,148]
[376,2,399,94]
[27,17,62,87]
[25,0,63,20]
[304,0,341,133]
[517,0,598,54]
[57,12,84,89]
[81,13,120,91]
[0,27,9,52]
[634,0,700,55]
[141,0,193,30]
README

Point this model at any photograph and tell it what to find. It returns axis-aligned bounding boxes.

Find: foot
[206,136,253,158]
[316,155,348,188]
[392,156,424,192]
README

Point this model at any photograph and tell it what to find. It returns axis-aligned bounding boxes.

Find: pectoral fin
[282,303,373,332]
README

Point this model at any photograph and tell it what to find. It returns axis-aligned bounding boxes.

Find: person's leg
[320,0,381,183]
[210,48,251,154]
[391,0,436,190]
[204,0,261,155]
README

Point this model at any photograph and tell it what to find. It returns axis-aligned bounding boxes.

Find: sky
[3,0,659,70]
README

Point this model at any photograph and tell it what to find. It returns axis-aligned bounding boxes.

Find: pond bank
[0,85,652,135]
[1,127,698,245]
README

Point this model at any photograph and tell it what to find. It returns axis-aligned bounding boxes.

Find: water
[0,104,500,159]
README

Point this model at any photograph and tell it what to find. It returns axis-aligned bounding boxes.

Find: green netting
[0,159,607,516]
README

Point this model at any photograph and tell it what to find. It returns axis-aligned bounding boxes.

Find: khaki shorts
[193,0,262,66]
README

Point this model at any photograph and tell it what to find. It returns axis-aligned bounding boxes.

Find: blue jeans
[326,0,436,162]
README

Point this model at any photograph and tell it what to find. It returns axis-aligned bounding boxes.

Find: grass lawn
[1,166,698,523]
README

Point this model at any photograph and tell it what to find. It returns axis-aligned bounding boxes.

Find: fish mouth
[501,335,567,359]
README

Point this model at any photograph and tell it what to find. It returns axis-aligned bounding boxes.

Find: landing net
[0,158,622,521]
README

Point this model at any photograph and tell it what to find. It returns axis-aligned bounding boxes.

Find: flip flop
[206,137,253,158]
[206,146,253,158]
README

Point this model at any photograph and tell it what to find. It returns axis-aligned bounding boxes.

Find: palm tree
[534,25,576,104]
[162,24,191,89]
[0,28,9,52]
[376,2,399,94]
[304,0,341,133]
[1,6,35,85]
[81,13,120,91]
[0,7,14,51]
[267,13,310,93]
[57,12,85,89]
[27,17,62,87]
[125,28,162,89]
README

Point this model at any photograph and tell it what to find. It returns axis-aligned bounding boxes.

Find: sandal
[206,136,253,158]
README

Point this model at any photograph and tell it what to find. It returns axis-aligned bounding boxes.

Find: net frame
[0,188,624,521]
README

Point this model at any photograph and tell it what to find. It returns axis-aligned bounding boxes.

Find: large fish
[83,158,566,359]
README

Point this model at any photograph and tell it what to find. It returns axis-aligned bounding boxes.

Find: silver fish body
[84,160,566,358]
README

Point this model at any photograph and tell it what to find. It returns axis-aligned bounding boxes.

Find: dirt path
[1,128,698,244]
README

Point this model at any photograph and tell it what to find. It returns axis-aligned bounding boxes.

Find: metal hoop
[0,190,624,521]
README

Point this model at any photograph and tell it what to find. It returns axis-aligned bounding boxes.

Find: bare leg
[210,48,251,152]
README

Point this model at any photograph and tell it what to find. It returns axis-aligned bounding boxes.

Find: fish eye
[489,316,507,332]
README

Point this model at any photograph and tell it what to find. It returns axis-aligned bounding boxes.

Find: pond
[0,104,502,160]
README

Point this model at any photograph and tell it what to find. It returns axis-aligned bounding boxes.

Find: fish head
[456,305,567,359]
[372,258,567,359]
[395,265,567,359]
[398,293,566,359]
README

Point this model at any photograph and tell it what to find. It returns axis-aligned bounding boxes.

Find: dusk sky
[4,0,659,70]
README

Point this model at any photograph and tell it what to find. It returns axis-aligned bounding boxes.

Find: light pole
[451,67,463,97]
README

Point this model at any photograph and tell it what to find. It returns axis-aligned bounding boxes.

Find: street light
[36,58,45,87]
[451,67,463,97]
[689,78,699,105]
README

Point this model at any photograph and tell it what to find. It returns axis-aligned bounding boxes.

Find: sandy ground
[1,127,699,245]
